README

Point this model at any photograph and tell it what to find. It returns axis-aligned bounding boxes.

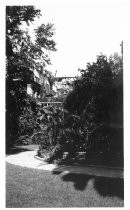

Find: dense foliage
[64,54,123,126]
[6,6,56,149]
[6,7,123,166]
[38,54,123,166]
[63,54,123,160]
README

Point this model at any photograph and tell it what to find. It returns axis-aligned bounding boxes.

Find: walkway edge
[34,155,124,171]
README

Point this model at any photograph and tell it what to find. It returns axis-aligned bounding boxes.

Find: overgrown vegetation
[6,6,56,150]
[37,54,123,166]
[6,8,123,167]
[6,49,123,166]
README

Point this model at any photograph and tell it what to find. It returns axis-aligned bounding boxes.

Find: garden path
[6,146,123,178]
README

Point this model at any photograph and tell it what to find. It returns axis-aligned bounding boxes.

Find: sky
[20,0,126,77]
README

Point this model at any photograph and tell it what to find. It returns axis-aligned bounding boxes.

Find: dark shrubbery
[7,53,123,167]
[38,54,123,166]
[63,54,123,165]
[6,90,39,148]
[6,6,56,151]
[36,105,97,162]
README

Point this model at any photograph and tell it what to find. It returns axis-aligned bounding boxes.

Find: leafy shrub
[63,55,123,156]
[37,105,95,160]
[18,108,39,136]
[37,54,123,164]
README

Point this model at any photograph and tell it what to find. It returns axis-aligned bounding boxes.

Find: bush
[37,54,123,165]
[63,55,123,157]
[37,105,95,161]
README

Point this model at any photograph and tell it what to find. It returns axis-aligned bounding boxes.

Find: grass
[6,162,124,207]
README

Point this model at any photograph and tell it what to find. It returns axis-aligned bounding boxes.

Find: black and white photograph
[4,0,126,207]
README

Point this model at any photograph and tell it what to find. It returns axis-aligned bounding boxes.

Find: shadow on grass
[62,173,94,190]
[60,173,124,199]
[94,176,124,199]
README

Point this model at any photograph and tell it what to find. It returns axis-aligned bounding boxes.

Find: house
[52,76,76,99]
[27,70,76,101]
[27,68,51,99]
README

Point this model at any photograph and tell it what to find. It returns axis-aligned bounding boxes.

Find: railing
[38,101,63,107]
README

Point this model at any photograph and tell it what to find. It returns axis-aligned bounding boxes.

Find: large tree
[64,54,123,156]
[64,54,123,125]
[6,6,56,148]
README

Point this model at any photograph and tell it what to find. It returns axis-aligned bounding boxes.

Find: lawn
[6,162,124,207]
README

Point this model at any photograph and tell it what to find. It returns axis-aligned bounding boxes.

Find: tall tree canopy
[63,54,123,156]
[6,6,56,147]
[64,54,123,126]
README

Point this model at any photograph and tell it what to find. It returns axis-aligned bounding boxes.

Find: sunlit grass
[6,163,123,207]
